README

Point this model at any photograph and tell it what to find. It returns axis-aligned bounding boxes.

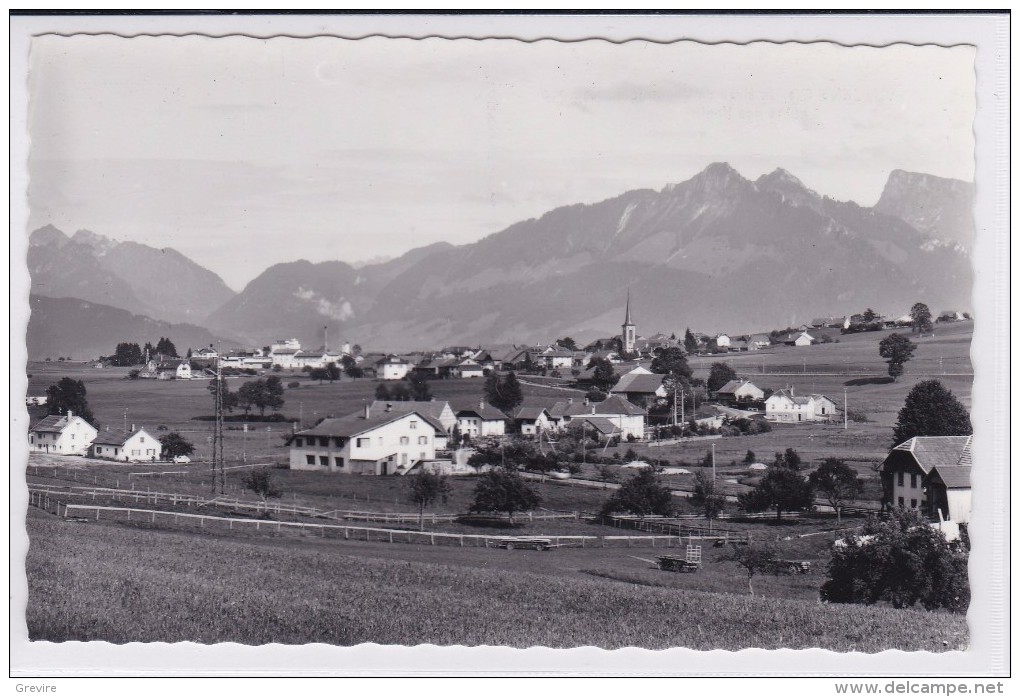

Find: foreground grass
[25,515,966,651]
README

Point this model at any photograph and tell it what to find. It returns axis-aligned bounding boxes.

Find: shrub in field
[159,432,195,460]
[737,465,813,520]
[596,464,619,483]
[407,471,452,530]
[469,468,541,524]
[718,542,790,595]
[807,458,863,523]
[822,508,969,613]
[242,466,282,512]
[287,381,300,389]
[847,409,869,423]
[691,471,725,528]
[601,468,673,517]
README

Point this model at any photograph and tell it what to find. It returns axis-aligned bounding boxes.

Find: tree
[407,471,453,530]
[910,302,933,335]
[128,369,141,380]
[325,362,342,383]
[743,449,756,465]
[584,388,608,403]
[821,508,969,612]
[737,465,813,520]
[155,337,178,357]
[601,468,674,517]
[206,376,237,413]
[683,327,699,354]
[585,357,616,392]
[862,308,878,323]
[720,542,789,596]
[556,337,577,351]
[773,447,802,471]
[309,367,329,384]
[650,347,692,380]
[241,466,282,511]
[878,333,917,380]
[159,432,195,460]
[808,458,863,523]
[484,371,524,412]
[691,471,725,528]
[892,379,972,446]
[375,383,391,400]
[111,342,143,366]
[265,375,285,413]
[341,355,362,378]
[469,469,541,524]
[707,362,738,392]
[45,377,98,427]
[408,372,432,401]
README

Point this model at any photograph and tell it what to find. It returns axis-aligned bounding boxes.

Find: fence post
[96,509,100,520]
[430,533,435,546]
[151,511,156,523]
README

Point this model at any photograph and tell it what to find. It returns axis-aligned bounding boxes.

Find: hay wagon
[656,545,702,573]
[778,559,812,574]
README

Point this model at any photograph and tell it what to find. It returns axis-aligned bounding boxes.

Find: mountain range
[24,164,974,357]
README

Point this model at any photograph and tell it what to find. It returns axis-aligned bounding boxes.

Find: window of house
[306,455,315,465]
[356,437,369,447]
[418,436,427,445]
[295,437,303,447]
[897,496,904,507]
[910,473,917,488]
[400,436,409,445]
[410,421,417,429]
[335,457,344,468]
[897,471,904,486]
[319,456,329,466]
[420,452,426,461]
[140,436,145,442]
[910,499,917,508]
[401,453,408,465]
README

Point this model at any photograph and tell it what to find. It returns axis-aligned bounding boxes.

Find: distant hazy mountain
[26,295,238,361]
[28,226,236,324]
[206,163,971,350]
[873,170,975,251]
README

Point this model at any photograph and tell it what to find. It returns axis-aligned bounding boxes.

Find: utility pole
[844,387,848,431]
[214,352,225,496]
[711,442,716,482]
[680,388,685,430]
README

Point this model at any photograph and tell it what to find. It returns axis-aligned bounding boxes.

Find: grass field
[25,513,967,651]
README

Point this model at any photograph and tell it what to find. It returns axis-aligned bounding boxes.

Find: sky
[27,36,976,291]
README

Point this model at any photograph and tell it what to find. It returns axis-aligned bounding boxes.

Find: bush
[287,381,300,389]
[550,370,561,378]
[847,409,869,423]
[822,508,969,613]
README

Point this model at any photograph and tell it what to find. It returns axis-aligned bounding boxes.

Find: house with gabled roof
[610,366,668,408]
[509,406,553,437]
[90,426,161,462]
[548,394,647,440]
[369,400,455,446]
[765,388,837,422]
[747,334,772,351]
[455,400,508,440]
[287,404,443,475]
[880,435,972,521]
[714,379,765,404]
[29,411,98,456]
[377,355,413,380]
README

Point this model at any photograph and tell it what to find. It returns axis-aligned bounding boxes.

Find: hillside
[26,294,238,360]
[28,226,236,324]
[873,170,975,251]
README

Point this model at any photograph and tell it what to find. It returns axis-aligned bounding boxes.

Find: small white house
[456,401,508,440]
[793,332,816,347]
[714,379,765,403]
[510,407,553,436]
[287,405,442,475]
[377,355,412,380]
[715,334,731,348]
[28,411,98,456]
[90,426,162,462]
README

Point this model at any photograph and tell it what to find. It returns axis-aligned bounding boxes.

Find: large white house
[29,412,98,456]
[89,427,162,462]
[765,389,837,422]
[287,405,443,475]
[610,366,668,408]
[455,401,508,440]
[377,355,413,380]
[369,400,456,448]
[548,394,647,440]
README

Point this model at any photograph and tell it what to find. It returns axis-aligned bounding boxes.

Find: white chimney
[67,410,73,420]
[364,404,371,419]
[131,424,135,432]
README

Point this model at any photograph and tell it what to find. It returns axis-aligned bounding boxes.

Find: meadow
[25,513,967,651]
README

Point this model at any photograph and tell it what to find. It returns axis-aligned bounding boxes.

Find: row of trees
[207,375,286,417]
[107,338,179,366]
[375,372,433,402]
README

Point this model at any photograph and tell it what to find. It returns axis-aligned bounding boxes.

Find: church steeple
[622,289,636,353]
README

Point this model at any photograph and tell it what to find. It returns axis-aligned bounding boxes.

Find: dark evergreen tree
[600,468,674,517]
[484,371,524,412]
[45,377,98,427]
[892,379,972,446]
[707,362,738,392]
[737,465,813,520]
[683,327,699,354]
[159,432,195,459]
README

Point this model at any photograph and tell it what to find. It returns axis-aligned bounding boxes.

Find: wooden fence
[39,501,683,550]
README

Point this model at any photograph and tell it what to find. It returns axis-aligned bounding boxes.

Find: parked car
[172,455,191,464]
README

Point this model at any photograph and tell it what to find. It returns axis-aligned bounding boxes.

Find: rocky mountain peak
[874,170,975,249]
[29,224,69,247]
[71,229,118,255]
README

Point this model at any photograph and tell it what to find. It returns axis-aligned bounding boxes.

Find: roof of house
[728,340,748,349]
[156,360,188,369]
[92,428,147,446]
[888,435,973,474]
[611,371,666,395]
[456,403,508,421]
[574,416,622,435]
[294,408,444,439]
[31,414,71,432]
[767,389,812,405]
[928,465,972,489]
[748,334,771,343]
[377,355,411,366]
[368,401,450,429]
[510,406,551,421]
[558,394,647,417]
[271,348,299,355]
[716,379,760,394]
